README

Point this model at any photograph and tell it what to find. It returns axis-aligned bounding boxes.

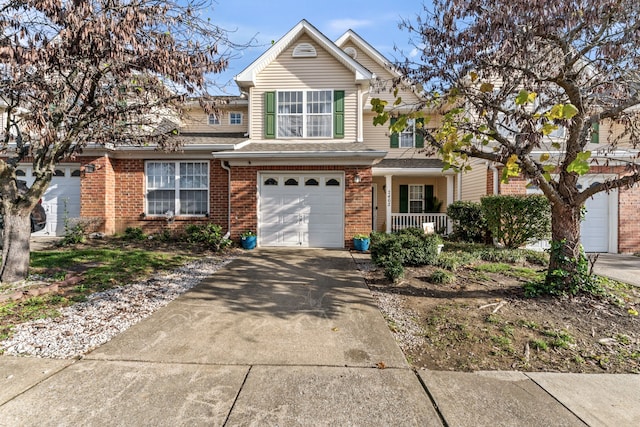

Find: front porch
[372,159,457,235]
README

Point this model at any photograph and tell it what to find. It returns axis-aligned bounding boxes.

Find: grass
[473,262,544,280]
[30,248,194,289]
[0,247,196,342]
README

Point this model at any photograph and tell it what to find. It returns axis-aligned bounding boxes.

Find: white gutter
[212,150,386,160]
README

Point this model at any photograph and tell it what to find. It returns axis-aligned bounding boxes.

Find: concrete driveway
[0,249,441,426]
[1,248,638,426]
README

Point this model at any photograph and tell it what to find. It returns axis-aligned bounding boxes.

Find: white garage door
[581,189,609,253]
[259,173,344,247]
[21,165,81,236]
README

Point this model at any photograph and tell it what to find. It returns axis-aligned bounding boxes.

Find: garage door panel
[581,188,609,252]
[259,173,344,248]
[25,166,81,237]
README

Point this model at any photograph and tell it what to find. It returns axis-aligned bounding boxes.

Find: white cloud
[326,18,373,36]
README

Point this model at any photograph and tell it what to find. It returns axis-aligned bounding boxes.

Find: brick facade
[228,164,372,248]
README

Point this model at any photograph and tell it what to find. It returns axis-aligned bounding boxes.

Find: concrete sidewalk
[1,249,639,426]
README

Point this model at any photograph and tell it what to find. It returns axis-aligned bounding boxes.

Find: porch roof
[211,141,387,165]
[372,158,454,176]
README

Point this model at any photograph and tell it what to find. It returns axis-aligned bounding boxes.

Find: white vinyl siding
[251,34,357,140]
[146,161,209,216]
[182,106,249,133]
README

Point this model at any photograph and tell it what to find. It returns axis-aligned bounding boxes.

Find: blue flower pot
[241,235,257,250]
[353,237,370,252]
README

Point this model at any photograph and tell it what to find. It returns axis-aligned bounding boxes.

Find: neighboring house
[459,119,640,253]
[4,19,638,253]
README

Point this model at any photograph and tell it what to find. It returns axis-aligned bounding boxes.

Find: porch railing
[391,213,450,234]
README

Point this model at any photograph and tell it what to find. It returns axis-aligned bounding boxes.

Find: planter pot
[353,237,370,252]
[241,235,257,250]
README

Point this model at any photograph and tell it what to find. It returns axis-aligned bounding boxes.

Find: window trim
[276,89,333,139]
[145,160,210,217]
[229,112,243,125]
[208,114,220,126]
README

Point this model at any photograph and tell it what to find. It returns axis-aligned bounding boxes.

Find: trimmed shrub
[370,229,443,282]
[183,223,231,251]
[481,195,550,249]
[447,200,489,243]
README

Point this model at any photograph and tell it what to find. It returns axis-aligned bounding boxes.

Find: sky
[205,0,425,94]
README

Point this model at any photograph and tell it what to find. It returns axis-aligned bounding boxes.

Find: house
[7,19,639,253]
[8,19,457,249]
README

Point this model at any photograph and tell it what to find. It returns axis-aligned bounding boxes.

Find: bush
[371,229,442,282]
[372,228,442,267]
[429,269,456,284]
[123,227,146,241]
[435,251,479,271]
[481,195,550,249]
[184,223,231,251]
[447,201,489,243]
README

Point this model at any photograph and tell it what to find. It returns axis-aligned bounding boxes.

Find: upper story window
[229,112,242,125]
[146,161,209,216]
[390,117,424,149]
[277,90,332,138]
[264,90,344,139]
[208,114,220,125]
[400,119,416,148]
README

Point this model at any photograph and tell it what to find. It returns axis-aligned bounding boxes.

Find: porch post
[385,174,392,233]
[446,175,454,234]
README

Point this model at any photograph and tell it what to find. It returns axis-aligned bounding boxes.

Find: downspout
[221,161,232,239]
[489,162,499,195]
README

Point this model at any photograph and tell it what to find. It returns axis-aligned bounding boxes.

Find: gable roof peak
[335,29,401,78]
[234,19,373,88]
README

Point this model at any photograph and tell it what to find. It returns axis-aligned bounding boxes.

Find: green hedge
[481,195,551,249]
[447,201,488,243]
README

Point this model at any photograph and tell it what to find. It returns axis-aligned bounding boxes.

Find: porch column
[385,174,392,233]
[446,175,454,234]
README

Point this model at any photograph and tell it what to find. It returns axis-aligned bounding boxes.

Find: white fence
[391,213,450,234]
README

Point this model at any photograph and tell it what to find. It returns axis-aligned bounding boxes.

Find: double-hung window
[146,161,209,216]
[390,117,424,148]
[408,185,424,213]
[400,119,416,148]
[277,90,332,138]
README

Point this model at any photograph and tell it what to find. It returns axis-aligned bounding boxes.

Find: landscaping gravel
[0,256,234,359]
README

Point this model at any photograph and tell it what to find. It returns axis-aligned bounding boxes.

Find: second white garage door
[259,173,344,247]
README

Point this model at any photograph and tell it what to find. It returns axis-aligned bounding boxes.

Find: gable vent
[344,47,357,59]
[292,42,317,58]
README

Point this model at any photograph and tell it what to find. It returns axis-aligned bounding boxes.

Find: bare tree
[0,0,243,283]
[374,0,640,294]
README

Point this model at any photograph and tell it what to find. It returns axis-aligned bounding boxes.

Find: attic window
[292,43,317,58]
[344,47,357,59]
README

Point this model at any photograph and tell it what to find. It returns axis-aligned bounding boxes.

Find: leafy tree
[0,0,243,283]
[374,0,640,294]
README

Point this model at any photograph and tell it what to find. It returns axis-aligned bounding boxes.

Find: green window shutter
[415,118,425,148]
[424,185,434,211]
[390,118,399,148]
[399,185,408,213]
[264,91,276,139]
[333,90,345,138]
[591,121,599,144]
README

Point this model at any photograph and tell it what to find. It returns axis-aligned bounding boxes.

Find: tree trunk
[1,211,32,283]
[546,200,585,292]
